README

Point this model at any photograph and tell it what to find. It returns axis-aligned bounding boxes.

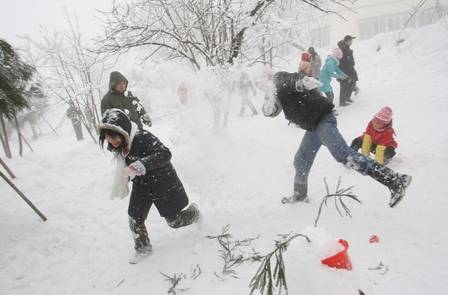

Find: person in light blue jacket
[319,48,348,103]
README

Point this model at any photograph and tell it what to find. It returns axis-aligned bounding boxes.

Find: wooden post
[0,170,47,222]
[0,157,15,179]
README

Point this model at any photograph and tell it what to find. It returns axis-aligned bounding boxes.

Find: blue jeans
[293,112,375,196]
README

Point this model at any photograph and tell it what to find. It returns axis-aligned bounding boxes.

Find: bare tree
[95,0,353,68]
[21,8,112,143]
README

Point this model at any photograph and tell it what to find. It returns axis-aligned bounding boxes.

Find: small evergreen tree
[0,39,35,158]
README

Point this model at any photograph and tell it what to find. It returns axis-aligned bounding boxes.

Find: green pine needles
[314,177,362,227]
[249,233,310,295]
[206,225,263,278]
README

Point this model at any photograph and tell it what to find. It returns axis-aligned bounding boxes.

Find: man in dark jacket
[259,70,411,208]
[98,109,200,263]
[337,35,358,106]
[101,71,152,129]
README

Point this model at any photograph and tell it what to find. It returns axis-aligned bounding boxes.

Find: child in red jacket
[350,107,398,164]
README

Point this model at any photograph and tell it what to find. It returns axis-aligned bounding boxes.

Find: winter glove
[301,76,323,90]
[141,113,152,127]
[124,161,146,179]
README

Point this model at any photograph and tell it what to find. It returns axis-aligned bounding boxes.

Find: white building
[308,0,447,47]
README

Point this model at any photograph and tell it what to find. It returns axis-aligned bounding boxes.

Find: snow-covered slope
[0,19,447,294]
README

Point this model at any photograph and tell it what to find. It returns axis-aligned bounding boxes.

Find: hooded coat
[319,55,347,93]
[98,109,188,218]
[265,71,334,131]
[101,71,145,129]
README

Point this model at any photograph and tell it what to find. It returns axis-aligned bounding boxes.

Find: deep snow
[0,19,447,295]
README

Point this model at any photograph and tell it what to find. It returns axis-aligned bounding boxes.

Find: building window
[358,5,447,39]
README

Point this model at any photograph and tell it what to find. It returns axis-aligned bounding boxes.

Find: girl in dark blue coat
[98,109,200,261]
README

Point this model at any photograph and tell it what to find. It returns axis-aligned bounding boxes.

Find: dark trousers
[350,137,396,161]
[128,182,188,222]
[339,79,356,105]
[324,92,334,104]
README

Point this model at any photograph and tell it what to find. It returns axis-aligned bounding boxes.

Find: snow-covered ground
[0,19,447,294]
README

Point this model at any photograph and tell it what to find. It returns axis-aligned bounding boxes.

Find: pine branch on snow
[160,272,189,295]
[314,177,361,228]
[249,233,310,295]
[206,224,263,278]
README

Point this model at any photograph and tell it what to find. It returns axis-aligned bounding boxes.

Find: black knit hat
[98,109,132,147]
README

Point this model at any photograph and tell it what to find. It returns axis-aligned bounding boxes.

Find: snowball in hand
[124,161,146,178]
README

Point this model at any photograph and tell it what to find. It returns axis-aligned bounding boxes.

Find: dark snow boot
[129,216,152,253]
[368,162,412,207]
[165,203,200,228]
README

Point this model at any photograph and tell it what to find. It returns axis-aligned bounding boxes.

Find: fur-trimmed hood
[98,108,137,155]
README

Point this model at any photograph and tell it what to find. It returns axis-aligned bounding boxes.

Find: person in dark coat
[337,35,358,106]
[98,109,200,261]
[308,47,322,80]
[258,70,411,208]
[66,102,84,141]
[101,71,152,129]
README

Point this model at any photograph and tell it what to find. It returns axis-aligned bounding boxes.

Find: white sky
[0,0,113,45]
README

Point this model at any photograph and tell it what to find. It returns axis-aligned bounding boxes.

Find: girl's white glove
[124,161,146,178]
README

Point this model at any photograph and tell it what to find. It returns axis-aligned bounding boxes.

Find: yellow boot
[375,145,387,164]
[361,134,372,156]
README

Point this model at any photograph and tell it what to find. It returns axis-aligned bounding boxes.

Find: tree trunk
[269,47,273,68]
[13,114,23,157]
[20,132,34,152]
[0,113,12,158]
[0,124,7,157]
